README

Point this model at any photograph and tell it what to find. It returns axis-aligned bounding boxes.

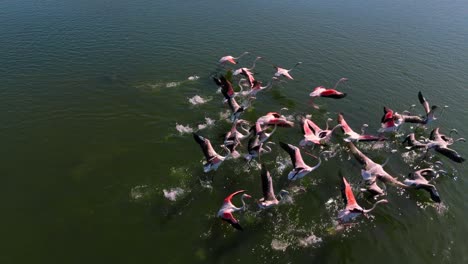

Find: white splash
[188,95,212,105]
[187,75,200,81]
[297,233,323,248]
[275,155,292,175]
[197,117,215,130]
[166,82,180,88]
[130,185,156,201]
[163,187,186,201]
[271,239,289,251]
[219,110,231,120]
[176,123,194,134]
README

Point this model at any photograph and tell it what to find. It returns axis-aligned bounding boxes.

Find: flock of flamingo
[190,52,465,231]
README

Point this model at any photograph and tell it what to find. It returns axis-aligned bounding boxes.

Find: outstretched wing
[435,146,465,163]
[338,113,353,134]
[221,212,243,231]
[418,91,431,115]
[193,133,218,161]
[261,164,276,201]
[341,177,358,209]
[279,142,306,168]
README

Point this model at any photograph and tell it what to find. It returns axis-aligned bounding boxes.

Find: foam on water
[271,239,289,251]
[130,185,158,202]
[188,95,212,105]
[187,75,200,81]
[163,187,186,201]
[176,123,194,134]
[166,81,180,88]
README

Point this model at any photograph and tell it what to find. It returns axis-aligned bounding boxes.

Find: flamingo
[309,78,348,109]
[217,190,252,230]
[338,113,383,142]
[248,121,278,143]
[347,142,408,195]
[338,176,388,223]
[219,52,249,65]
[404,168,441,203]
[233,57,262,87]
[213,74,236,100]
[299,117,342,146]
[193,133,231,173]
[379,91,439,132]
[238,77,278,99]
[224,119,250,159]
[256,111,294,128]
[245,134,274,162]
[279,142,328,181]
[258,163,289,209]
[403,128,465,163]
[274,62,302,80]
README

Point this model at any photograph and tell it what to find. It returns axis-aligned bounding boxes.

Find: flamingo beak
[245,194,252,198]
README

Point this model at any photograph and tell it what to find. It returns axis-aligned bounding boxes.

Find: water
[1,0,467,263]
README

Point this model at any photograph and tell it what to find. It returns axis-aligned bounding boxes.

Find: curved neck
[288,62,301,71]
[333,78,346,90]
[240,196,248,210]
[363,199,386,213]
[249,57,261,70]
[360,125,368,135]
[234,52,248,60]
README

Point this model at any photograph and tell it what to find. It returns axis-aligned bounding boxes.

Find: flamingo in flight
[403,127,465,163]
[193,133,231,173]
[219,52,249,65]
[404,168,441,203]
[379,91,438,132]
[245,134,274,163]
[338,176,388,223]
[247,121,278,144]
[256,111,294,128]
[213,74,236,100]
[337,113,383,142]
[309,78,348,109]
[224,119,250,159]
[272,62,302,80]
[347,142,408,196]
[299,117,342,146]
[279,142,328,181]
[217,190,252,230]
[233,57,262,87]
[258,163,289,209]
[238,77,278,99]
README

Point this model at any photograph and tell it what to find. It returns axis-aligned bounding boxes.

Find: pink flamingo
[219,52,249,65]
[309,78,348,109]
[217,190,251,230]
[274,62,302,80]
[338,176,388,223]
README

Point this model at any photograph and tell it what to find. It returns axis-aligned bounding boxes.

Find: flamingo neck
[363,199,387,213]
[249,57,261,70]
[333,78,345,90]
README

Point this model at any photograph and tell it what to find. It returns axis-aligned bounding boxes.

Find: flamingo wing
[261,164,276,201]
[418,91,431,115]
[341,177,358,209]
[304,119,321,135]
[193,133,218,161]
[279,142,307,169]
[434,146,465,163]
[381,107,394,123]
[221,212,243,230]
[338,113,353,134]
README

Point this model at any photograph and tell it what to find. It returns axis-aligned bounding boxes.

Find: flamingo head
[242,194,252,199]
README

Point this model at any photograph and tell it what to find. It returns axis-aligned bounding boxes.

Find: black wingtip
[418,91,425,104]
[279,141,289,150]
[231,222,243,231]
[429,188,441,203]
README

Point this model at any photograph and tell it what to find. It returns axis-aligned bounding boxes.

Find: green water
[1,0,467,263]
